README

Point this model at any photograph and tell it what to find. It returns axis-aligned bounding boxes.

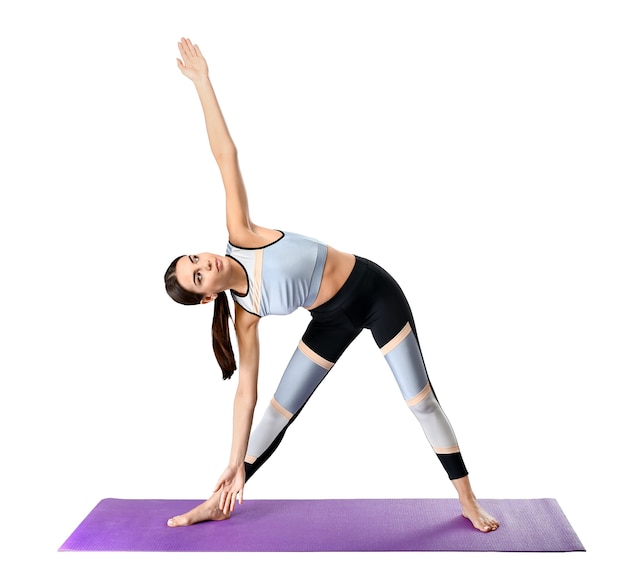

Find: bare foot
[451,475,499,532]
[461,499,499,532]
[167,494,231,527]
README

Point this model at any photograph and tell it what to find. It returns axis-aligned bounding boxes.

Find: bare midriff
[306,246,356,310]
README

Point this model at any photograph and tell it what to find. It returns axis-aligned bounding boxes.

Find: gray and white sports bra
[226,231,327,317]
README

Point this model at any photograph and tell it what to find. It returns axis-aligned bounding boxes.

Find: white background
[1,1,624,565]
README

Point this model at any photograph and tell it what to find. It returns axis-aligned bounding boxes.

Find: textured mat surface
[59,498,584,552]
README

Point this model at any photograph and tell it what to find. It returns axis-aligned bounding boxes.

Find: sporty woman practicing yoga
[164,37,499,533]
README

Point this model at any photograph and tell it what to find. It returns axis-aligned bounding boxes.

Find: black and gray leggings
[244,256,468,482]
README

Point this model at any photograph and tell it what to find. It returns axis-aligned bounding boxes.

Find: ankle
[459,494,479,508]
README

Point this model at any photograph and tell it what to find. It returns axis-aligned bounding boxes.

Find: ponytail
[212,291,237,380]
[164,257,237,380]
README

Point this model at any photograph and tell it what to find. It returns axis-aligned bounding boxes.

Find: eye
[193,255,199,263]
[197,272,202,282]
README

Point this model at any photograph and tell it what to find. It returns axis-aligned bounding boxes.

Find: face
[175,253,230,304]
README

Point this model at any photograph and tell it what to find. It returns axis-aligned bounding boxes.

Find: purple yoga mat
[59,498,584,553]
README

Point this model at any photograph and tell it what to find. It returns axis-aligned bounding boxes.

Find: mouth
[215,258,221,272]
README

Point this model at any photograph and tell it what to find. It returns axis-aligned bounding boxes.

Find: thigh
[270,315,359,415]
[364,260,417,348]
[301,312,362,364]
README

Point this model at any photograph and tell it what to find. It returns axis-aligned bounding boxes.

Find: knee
[405,383,439,418]
[409,393,439,417]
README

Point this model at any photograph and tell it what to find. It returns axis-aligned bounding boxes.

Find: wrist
[228,456,246,469]
[193,75,211,89]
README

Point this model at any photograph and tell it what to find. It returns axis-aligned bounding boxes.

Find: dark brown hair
[164,256,237,380]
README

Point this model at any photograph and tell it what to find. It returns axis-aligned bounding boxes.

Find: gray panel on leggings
[246,403,289,459]
[383,331,429,400]
[409,391,458,449]
[274,347,329,414]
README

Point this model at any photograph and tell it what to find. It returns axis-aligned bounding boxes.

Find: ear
[200,294,218,305]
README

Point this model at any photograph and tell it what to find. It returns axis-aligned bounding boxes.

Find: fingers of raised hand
[178,38,195,61]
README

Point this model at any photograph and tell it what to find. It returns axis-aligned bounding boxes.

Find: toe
[167,515,188,527]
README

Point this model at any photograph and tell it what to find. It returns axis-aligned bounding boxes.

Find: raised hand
[176,37,209,83]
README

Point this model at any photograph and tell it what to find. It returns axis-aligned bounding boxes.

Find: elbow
[235,387,257,410]
[214,145,238,166]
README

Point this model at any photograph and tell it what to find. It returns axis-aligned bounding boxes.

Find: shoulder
[234,302,260,330]
[229,224,283,248]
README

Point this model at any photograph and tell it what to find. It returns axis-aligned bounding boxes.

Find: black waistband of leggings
[310,255,372,314]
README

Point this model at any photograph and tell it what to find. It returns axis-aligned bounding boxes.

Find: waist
[306,247,357,310]
[309,255,374,313]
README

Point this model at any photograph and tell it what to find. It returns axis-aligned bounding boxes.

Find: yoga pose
[164,38,499,533]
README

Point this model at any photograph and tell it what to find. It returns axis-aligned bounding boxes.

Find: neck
[228,257,248,295]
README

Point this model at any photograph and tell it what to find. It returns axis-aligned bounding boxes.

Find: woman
[164,38,499,533]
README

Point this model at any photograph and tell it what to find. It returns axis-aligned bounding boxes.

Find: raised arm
[177,38,252,239]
